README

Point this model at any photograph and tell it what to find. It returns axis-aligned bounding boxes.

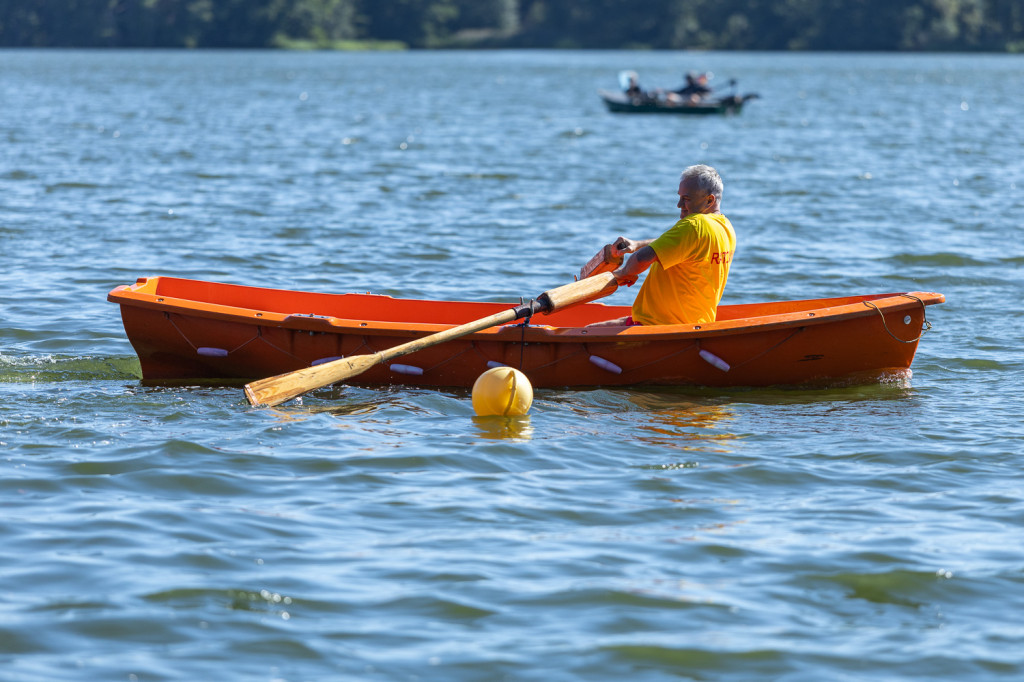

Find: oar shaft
[243,272,619,407]
[538,271,618,311]
[374,306,524,363]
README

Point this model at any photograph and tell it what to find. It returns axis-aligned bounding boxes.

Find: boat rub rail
[108,276,944,341]
[107,276,944,389]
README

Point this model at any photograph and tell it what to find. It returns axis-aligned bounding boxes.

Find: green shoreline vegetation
[271,37,409,51]
[1,0,1022,52]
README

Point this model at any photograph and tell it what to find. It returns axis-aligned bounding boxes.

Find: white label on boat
[589,355,622,374]
[390,364,424,375]
[699,349,730,372]
[197,347,229,357]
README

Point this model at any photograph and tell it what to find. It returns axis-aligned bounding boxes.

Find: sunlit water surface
[1,50,1022,681]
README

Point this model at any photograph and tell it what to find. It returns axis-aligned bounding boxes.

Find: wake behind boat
[108,277,943,390]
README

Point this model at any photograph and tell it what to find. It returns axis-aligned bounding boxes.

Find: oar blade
[244,353,381,407]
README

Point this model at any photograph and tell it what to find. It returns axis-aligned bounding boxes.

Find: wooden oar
[244,272,619,407]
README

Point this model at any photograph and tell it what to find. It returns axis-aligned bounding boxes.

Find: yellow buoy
[471,367,533,416]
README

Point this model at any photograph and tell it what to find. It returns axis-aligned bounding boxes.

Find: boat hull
[599,89,751,115]
[108,277,944,390]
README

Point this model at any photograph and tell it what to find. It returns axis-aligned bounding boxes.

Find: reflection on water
[625,391,738,454]
[262,401,380,422]
[263,387,537,441]
[257,385,394,422]
[472,414,533,441]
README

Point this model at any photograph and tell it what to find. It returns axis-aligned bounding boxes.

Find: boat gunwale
[108,277,945,344]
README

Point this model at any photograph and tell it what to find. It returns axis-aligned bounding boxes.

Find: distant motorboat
[601,70,758,115]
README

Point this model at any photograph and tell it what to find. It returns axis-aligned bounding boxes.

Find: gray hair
[682,165,723,205]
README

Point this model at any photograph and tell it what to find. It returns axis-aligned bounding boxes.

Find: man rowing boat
[589,165,736,326]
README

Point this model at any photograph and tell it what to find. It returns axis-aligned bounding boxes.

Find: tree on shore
[0,0,1021,51]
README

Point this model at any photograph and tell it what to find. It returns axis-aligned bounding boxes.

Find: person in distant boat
[588,165,735,327]
[674,72,712,102]
[624,73,646,101]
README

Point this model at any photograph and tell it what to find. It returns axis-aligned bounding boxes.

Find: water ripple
[1,49,1022,682]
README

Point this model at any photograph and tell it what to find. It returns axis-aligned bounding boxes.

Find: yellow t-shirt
[630,213,736,325]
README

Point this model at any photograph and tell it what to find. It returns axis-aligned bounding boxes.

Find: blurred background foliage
[1,0,1022,50]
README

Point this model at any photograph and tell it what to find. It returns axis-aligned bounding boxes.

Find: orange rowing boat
[108,276,944,389]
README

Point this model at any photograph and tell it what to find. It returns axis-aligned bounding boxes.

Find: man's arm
[612,244,658,287]
[611,237,654,257]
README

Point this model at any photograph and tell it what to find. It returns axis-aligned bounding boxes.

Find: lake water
[1,49,1023,681]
